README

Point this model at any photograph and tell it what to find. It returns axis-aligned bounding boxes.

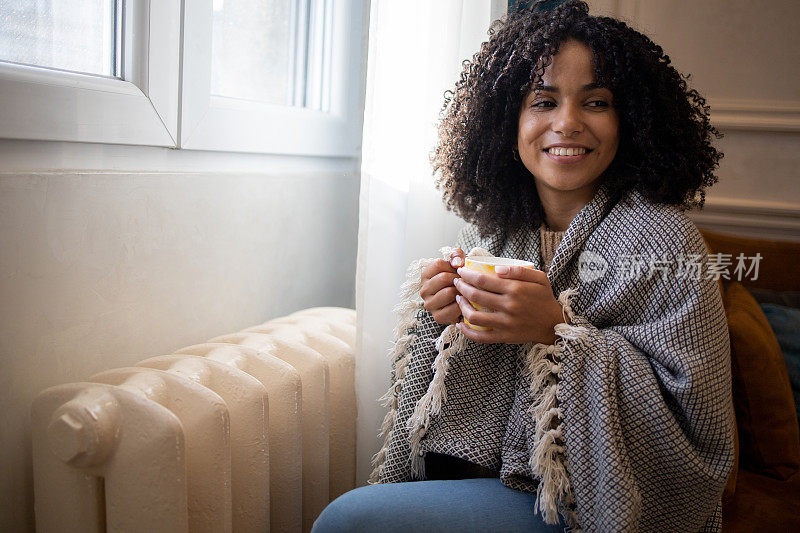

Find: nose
[552,103,584,137]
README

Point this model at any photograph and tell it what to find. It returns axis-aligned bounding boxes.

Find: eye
[586,99,610,108]
[531,100,555,109]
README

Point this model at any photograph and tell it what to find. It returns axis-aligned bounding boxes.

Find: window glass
[0,0,117,77]
[211,0,295,105]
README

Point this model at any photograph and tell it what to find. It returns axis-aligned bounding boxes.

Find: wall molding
[710,99,800,133]
[689,196,800,241]
[607,0,800,133]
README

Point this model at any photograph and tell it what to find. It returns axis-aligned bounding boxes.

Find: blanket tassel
[366,257,435,483]
[368,246,484,483]
[523,287,589,531]
[405,323,466,479]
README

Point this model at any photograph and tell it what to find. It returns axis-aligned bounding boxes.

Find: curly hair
[431,0,723,239]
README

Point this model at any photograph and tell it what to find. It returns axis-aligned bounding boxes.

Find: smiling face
[517,39,619,204]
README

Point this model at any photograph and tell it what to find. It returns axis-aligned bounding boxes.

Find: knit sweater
[370,182,735,532]
[540,224,566,272]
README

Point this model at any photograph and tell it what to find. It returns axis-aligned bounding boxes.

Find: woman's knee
[311,486,382,533]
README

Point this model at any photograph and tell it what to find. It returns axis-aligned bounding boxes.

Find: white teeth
[548,147,587,156]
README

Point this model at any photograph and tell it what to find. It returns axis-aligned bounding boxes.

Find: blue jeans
[311,478,567,533]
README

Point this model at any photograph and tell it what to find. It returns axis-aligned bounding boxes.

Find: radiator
[31,307,357,533]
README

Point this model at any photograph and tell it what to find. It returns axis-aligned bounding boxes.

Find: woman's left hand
[453,265,568,345]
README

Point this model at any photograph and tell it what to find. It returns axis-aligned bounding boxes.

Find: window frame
[0,0,180,147]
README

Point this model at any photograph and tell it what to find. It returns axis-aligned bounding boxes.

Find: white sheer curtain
[355,0,505,484]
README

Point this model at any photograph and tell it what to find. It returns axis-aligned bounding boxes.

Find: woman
[314,1,734,531]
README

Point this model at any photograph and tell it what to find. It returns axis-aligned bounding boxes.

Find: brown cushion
[723,280,800,480]
[705,237,739,503]
[701,229,800,292]
[721,468,800,531]
[722,409,739,505]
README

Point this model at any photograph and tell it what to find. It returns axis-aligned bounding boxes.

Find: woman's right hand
[420,248,467,325]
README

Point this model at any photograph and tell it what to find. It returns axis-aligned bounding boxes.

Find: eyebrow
[532,82,606,92]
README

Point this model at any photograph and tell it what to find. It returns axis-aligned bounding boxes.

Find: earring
[512,146,520,161]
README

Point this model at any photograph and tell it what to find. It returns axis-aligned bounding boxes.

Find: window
[181,0,362,155]
[211,0,293,105]
[0,0,119,77]
[210,0,334,111]
[0,0,178,146]
[0,0,364,156]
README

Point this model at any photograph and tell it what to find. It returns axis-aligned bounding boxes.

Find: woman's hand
[420,248,467,325]
[453,265,569,344]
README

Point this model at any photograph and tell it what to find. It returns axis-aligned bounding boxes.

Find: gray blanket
[369,182,735,532]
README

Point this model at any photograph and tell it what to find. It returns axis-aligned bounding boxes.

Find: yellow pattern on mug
[462,256,537,331]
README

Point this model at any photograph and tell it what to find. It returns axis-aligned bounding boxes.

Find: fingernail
[456,295,462,304]
[495,265,509,275]
[453,277,459,286]
[451,257,463,267]
[456,267,463,275]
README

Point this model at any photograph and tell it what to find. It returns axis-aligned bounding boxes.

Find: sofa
[699,229,800,531]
